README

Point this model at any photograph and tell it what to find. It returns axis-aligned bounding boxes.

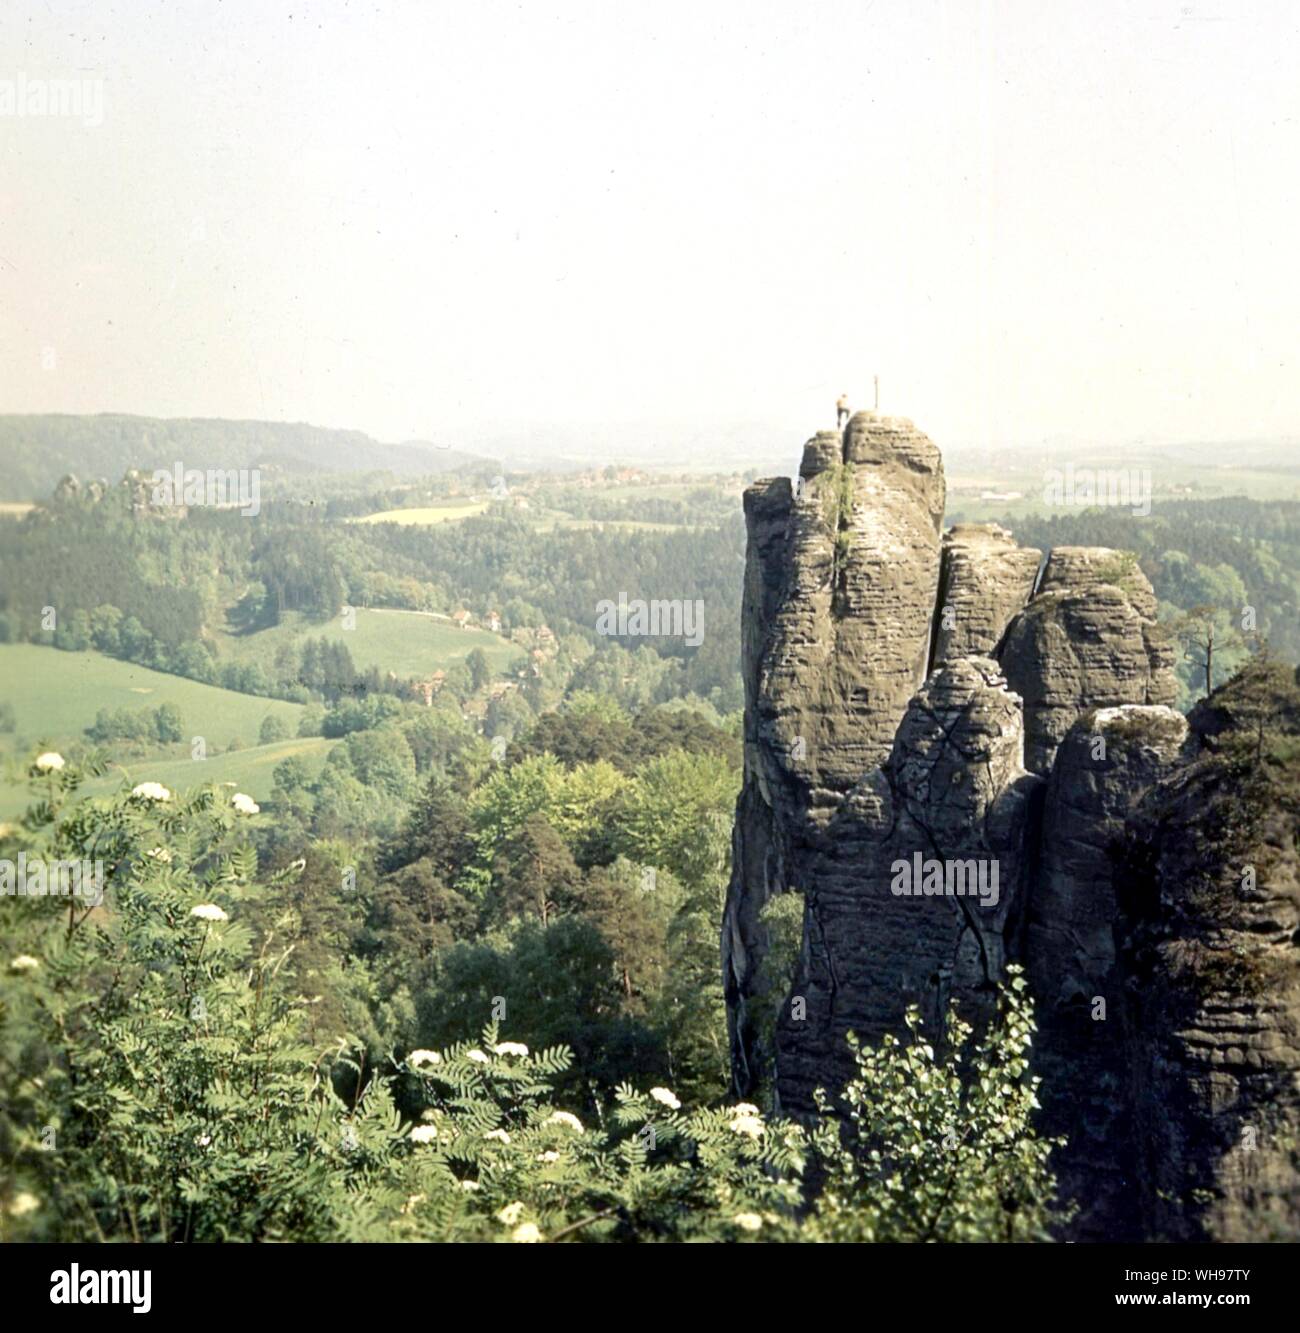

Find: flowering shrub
[1,758,1066,1242]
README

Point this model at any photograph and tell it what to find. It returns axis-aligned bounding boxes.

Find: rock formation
[724,412,1300,1241]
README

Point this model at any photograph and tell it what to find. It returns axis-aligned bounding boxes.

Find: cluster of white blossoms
[145,846,172,863]
[9,955,41,973]
[545,1110,584,1133]
[6,1191,40,1218]
[408,1049,441,1069]
[496,1205,546,1240]
[34,752,65,772]
[483,1128,511,1144]
[131,781,171,803]
[732,1212,764,1232]
[231,793,259,816]
[189,904,228,923]
[536,1150,560,1163]
[493,1041,529,1057]
[408,1125,439,1145]
[466,1048,490,1063]
[728,1105,765,1139]
[649,1087,681,1111]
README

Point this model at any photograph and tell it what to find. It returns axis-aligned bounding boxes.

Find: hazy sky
[2,1,1298,455]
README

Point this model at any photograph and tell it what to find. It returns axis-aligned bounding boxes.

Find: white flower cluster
[7,1191,40,1218]
[728,1104,765,1139]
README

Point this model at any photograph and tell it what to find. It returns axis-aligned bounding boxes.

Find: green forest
[3,457,1299,1243]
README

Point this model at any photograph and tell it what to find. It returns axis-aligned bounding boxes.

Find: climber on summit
[836,393,850,428]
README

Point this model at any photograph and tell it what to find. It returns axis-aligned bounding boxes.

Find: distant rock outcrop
[724,415,1299,1241]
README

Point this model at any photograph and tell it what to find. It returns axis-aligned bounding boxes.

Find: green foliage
[86,701,184,746]
[802,972,1069,1242]
[259,713,290,745]
[750,893,806,1097]
[612,750,737,887]
[1,762,1068,1244]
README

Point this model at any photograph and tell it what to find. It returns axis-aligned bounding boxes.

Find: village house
[412,670,447,706]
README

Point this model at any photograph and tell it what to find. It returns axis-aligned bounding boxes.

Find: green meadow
[351,501,489,526]
[0,644,304,748]
[0,645,328,819]
[216,608,521,679]
[0,736,335,821]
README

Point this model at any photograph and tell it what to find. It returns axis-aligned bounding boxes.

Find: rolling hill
[0,414,492,500]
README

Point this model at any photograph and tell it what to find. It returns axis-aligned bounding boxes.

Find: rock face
[723,413,944,1091]
[1112,669,1300,1241]
[776,656,1038,1111]
[724,414,1299,1241]
[758,413,944,796]
[1027,705,1190,1240]
[931,523,1041,666]
[1000,547,1177,773]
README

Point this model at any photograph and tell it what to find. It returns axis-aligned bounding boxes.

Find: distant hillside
[0,414,491,498]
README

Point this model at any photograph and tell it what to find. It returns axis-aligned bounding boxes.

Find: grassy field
[215,608,521,679]
[0,645,325,818]
[352,501,489,526]
[0,735,335,820]
[0,645,304,748]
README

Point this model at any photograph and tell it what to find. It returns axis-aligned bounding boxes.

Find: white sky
[1,0,1298,454]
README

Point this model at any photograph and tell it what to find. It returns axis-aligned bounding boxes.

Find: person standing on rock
[836,393,850,428]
